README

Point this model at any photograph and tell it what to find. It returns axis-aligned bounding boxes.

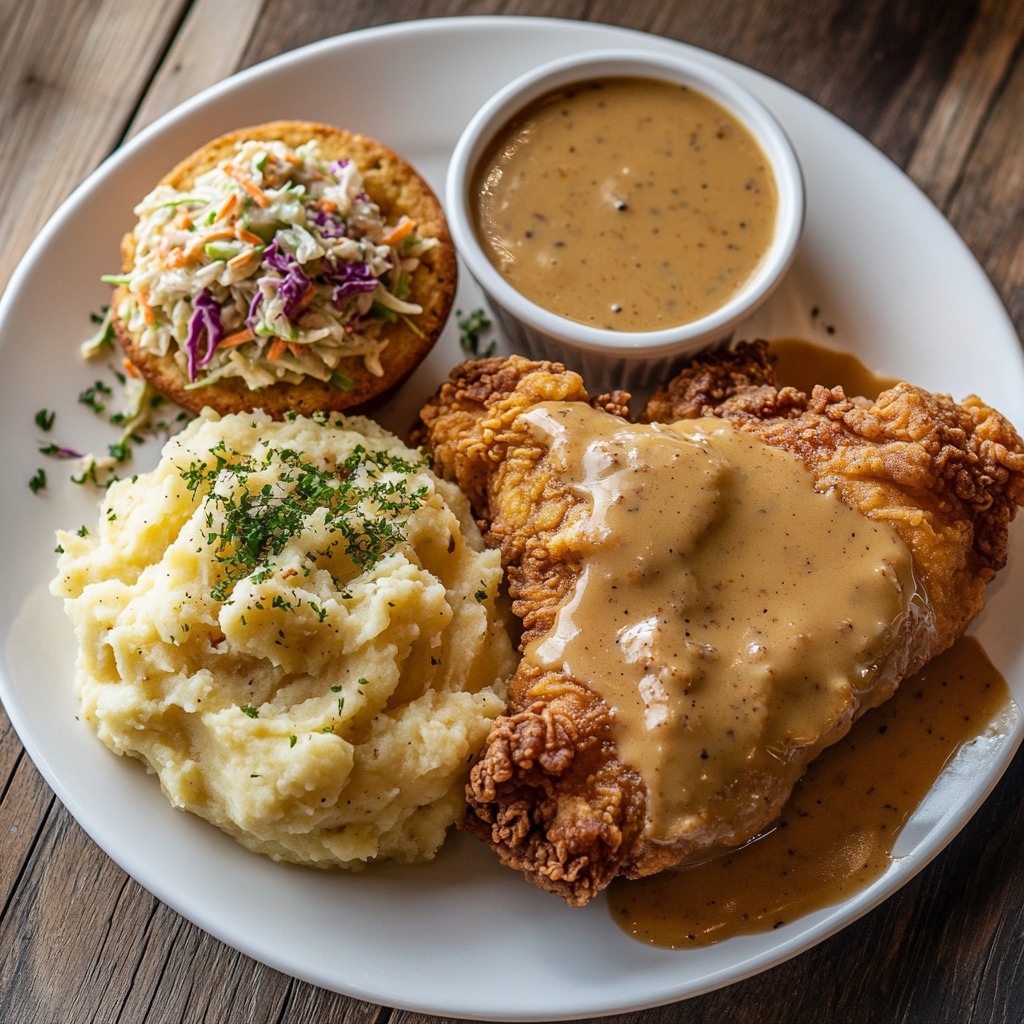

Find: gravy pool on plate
[472,77,778,331]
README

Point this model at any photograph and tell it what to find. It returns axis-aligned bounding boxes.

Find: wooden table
[3,1,1024,1020]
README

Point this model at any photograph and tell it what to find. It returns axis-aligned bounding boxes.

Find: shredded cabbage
[119,139,438,390]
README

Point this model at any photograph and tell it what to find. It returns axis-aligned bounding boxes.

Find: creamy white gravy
[522,403,917,843]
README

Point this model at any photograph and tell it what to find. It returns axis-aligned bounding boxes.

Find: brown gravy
[474,78,778,332]
[770,337,901,400]
[523,404,918,845]
[608,636,1013,947]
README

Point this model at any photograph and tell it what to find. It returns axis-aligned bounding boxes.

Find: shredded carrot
[219,328,254,347]
[228,248,256,267]
[122,357,140,379]
[235,227,263,246]
[292,284,317,316]
[215,193,238,221]
[137,290,155,326]
[201,229,238,243]
[162,248,193,269]
[267,338,288,361]
[173,211,192,230]
[282,154,301,165]
[224,164,270,207]
[379,218,417,246]
[314,199,337,213]
[287,343,305,358]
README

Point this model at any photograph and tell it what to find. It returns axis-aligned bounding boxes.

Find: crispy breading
[415,346,1024,905]
[116,122,456,417]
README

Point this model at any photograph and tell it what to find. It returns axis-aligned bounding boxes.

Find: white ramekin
[446,49,805,392]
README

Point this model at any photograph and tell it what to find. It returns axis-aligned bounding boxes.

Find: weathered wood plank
[945,37,1024,336]
[126,0,265,139]
[0,0,191,296]
[0,749,54,917]
[906,0,1024,209]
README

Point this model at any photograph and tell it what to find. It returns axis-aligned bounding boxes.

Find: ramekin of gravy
[447,50,804,391]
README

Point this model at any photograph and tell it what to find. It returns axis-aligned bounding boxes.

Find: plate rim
[1,15,1022,1021]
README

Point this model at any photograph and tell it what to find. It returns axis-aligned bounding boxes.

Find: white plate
[2,17,1023,1022]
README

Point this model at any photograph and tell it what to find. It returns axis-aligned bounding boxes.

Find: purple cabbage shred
[184,289,223,381]
[310,207,347,239]
[322,257,377,307]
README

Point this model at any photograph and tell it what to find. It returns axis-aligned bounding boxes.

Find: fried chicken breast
[414,345,1024,905]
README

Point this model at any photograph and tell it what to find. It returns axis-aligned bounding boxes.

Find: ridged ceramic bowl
[446,49,805,391]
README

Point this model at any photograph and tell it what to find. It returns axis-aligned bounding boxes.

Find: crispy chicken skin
[414,345,1024,905]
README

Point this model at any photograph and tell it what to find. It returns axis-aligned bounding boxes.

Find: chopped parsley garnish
[474,584,487,602]
[337,696,345,714]
[76,525,89,537]
[357,677,369,686]
[108,441,131,463]
[70,460,100,486]
[182,442,430,604]
[29,468,46,494]
[35,409,56,431]
[331,685,342,693]
[457,307,495,357]
[39,442,83,459]
[240,704,259,718]
[289,735,297,748]
[55,544,64,554]
[78,380,112,414]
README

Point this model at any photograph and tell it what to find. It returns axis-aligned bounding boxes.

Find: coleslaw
[114,139,437,392]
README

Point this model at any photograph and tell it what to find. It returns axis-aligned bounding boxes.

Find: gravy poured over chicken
[523,404,917,845]
[610,635,1013,946]
[415,342,1024,906]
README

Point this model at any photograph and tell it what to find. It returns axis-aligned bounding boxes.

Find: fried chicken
[414,345,1024,905]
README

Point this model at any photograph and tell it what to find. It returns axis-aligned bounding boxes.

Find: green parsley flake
[78,380,112,414]
[29,468,46,494]
[35,409,56,431]
[289,735,297,748]
[240,704,259,719]
[457,307,495,357]
[181,441,430,604]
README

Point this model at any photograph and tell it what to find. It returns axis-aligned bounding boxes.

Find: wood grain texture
[906,0,1024,209]
[126,0,265,138]
[4,1,1024,1022]
[946,33,1024,336]
[0,0,192,296]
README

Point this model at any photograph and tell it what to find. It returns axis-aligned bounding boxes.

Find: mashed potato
[52,409,517,867]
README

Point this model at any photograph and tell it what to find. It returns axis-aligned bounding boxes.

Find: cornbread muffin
[52,410,516,867]
[112,121,456,416]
